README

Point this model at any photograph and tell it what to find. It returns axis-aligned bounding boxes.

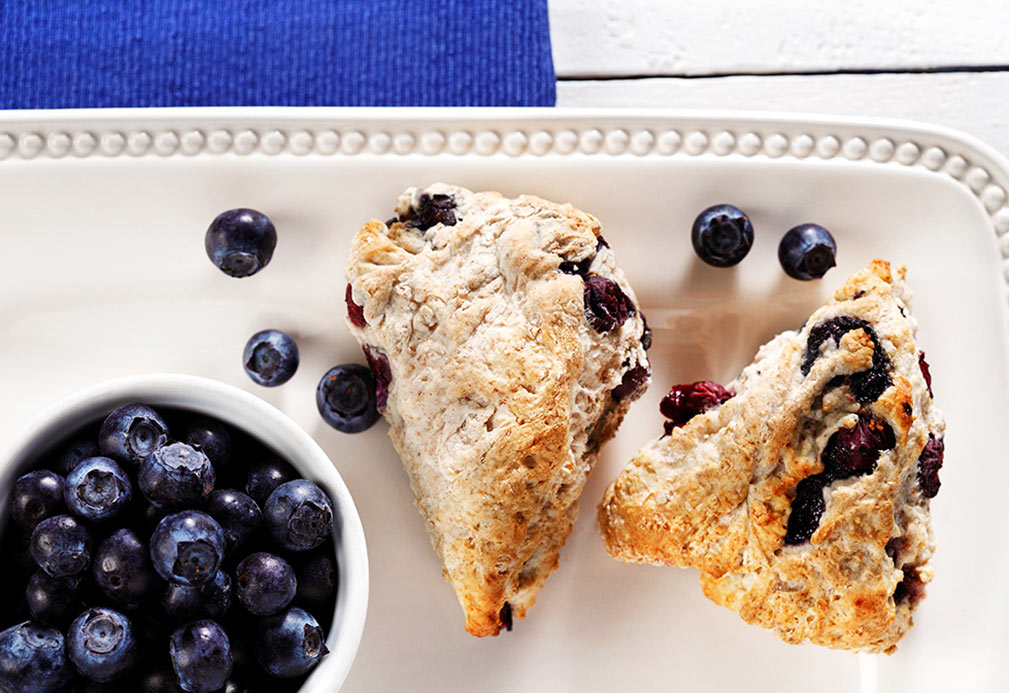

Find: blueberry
[316,364,381,433]
[917,435,944,498]
[67,608,137,682]
[169,620,233,693]
[242,329,299,387]
[263,480,334,552]
[199,570,234,619]
[11,471,65,531]
[783,474,828,545]
[30,515,91,577]
[55,437,100,476]
[244,458,297,507]
[499,602,513,631]
[294,552,338,607]
[558,255,594,277]
[659,381,735,433]
[64,457,132,522]
[204,208,277,278]
[162,570,232,622]
[254,607,328,678]
[26,570,84,628]
[691,204,754,267]
[785,414,896,545]
[583,275,635,333]
[178,417,232,471]
[893,568,926,606]
[802,316,893,403]
[639,312,652,351]
[398,193,457,231]
[236,552,297,616]
[611,364,650,403]
[821,414,895,477]
[345,283,367,328]
[161,583,203,623]
[206,489,262,553]
[0,621,72,693]
[150,511,226,586]
[801,316,871,375]
[778,223,837,280]
[139,442,216,509]
[362,346,392,411]
[919,351,933,397]
[92,529,158,606]
[99,404,169,466]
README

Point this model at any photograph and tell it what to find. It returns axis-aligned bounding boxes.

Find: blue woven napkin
[0,1,555,108]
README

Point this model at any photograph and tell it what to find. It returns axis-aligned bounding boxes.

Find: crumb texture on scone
[599,260,944,653]
[346,183,650,636]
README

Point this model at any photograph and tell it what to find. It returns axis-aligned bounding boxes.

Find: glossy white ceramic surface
[0,109,1006,692]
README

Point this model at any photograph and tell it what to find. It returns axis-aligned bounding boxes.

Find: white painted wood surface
[550,0,1009,76]
[551,2,1009,158]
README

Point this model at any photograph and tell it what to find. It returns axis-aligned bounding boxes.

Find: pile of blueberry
[691,203,838,280]
[0,403,338,692]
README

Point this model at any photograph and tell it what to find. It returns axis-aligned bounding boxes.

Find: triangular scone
[599,260,944,653]
[346,184,651,636]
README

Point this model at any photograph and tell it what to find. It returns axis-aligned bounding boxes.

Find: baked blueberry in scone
[346,183,651,636]
[599,260,944,653]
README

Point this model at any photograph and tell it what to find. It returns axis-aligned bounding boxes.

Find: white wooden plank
[556,71,1009,158]
[550,0,1009,77]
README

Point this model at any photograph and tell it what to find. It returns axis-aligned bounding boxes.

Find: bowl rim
[0,372,369,692]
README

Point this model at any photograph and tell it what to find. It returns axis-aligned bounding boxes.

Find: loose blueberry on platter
[778,223,837,280]
[691,204,754,267]
[316,364,380,433]
[242,329,300,388]
[205,208,277,279]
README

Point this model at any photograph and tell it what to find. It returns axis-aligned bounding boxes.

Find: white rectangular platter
[0,108,1007,692]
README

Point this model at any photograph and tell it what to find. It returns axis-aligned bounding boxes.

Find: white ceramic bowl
[0,373,368,692]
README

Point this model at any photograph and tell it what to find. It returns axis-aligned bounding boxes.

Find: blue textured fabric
[0,1,555,108]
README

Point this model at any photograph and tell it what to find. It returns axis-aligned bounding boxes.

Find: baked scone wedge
[599,260,944,653]
[346,184,651,636]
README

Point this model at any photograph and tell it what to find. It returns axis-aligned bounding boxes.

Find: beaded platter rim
[2,107,1009,266]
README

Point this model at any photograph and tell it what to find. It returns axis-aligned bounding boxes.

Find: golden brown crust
[599,260,944,653]
[347,184,650,636]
